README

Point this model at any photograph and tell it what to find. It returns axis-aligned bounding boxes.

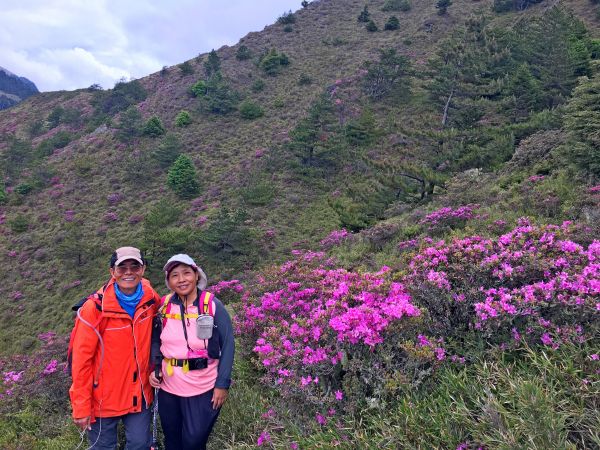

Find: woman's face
[168,264,198,298]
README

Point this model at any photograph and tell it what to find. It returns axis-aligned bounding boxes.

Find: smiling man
[69,246,160,449]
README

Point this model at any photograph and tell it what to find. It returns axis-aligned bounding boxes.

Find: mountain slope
[0,66,39,110]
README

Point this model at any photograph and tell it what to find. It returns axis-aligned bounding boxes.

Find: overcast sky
[1,0,301,92]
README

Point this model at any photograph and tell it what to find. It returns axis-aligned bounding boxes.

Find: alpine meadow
[0,0,599,448]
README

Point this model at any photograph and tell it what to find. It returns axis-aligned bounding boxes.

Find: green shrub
[179,61,194,76]
[382,0,411,11]
[385,16,400,30]
[35,131,73,157]
[239,100,264,120]
[9,215,29,233]
[277,10,296,24]
[259,49,290,76]
[0,184,5,203]
[236,45,252,61]
[273,97,285,108]
[15,183,34,196]
[92,79,147,115]
[436,0,452,14]
[251,79,265,92]
[190,80,207,97]
[298,73,312,85]
[198,73,240,114]
[241,179,276,205]
[143,116,166,137]
[175,110,191,127]
[358,5,370,22]
[366,20,378,32]
[283,25,293,32]
[167,155,200,199]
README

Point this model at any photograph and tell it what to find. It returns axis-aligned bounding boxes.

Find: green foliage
[284,25,294,33]
[152,133,182,169]
[57,222,91,266]
[15,183,33,196]
[204,50,221,78]
[179,61,194,76]
[366,20,378,32]
[298,73,312,85]
[277,10,296,24]
[357,5,370,22]
[198,73,240,114]
[200,208,257,266]
[384,16,400,30]
[563,73,600,174]
[259,49,290,76]
[9,215,29,233]
[1,138,33,179]
[35,131,73,158]
[363,48,412,100]
[143,116,166,137]
[175,110,192,127]
[302,0,309,7]
[141,200,195,269]
[492,0,543,12]
[504,64,543,120]
[251,78,265,92]
[240,177,277,205]
[116,105,142,142]
[345,109,377,146]
[436,0,452,15]
[92,79,147,115]
[190,79,207,97]
[0,184,5,203]
[236,45,252,61]
[167,154,201,199]
[289,95,338,166]
[47,106,82,128]
[239,100,264,120]
[382,0,411,11]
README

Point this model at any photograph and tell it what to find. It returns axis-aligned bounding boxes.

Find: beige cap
[113,246,144,267]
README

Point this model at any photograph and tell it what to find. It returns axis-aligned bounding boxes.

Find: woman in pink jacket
[150,254,234,450]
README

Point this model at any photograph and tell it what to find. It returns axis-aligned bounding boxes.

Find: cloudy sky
[1,0,301,92]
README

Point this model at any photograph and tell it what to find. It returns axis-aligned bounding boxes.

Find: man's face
[110,259,145,294]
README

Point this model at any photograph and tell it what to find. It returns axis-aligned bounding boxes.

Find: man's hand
[211,388,228,409]
[73,416,91,431]
[149,371,162,388]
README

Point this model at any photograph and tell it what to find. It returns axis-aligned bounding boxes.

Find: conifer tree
[385,16,400,30]
[363,48,412,99]
[505,64,542,120]
[236,45,252,61]
[204,50,221,79]
[357,5,370,22]
[167,155,200,198]
[143,116,166,137]
[366,20,378,32]
[436,0,452,14]
[152,133,182,168]
[179,61,194,76]
[175,110,192,127]
[117,105,143,142]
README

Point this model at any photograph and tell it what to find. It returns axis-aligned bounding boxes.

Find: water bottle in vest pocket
[196,314,214,339]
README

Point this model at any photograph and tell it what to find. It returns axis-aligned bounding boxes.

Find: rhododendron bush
[236,219,599,423]
[235,251,425,416]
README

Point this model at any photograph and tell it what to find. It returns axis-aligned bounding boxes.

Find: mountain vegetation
[0,0,599,447]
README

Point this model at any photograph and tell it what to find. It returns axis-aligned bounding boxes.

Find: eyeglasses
[114,263,143,275]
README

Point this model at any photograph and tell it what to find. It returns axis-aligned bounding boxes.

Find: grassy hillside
[0,0,599,447]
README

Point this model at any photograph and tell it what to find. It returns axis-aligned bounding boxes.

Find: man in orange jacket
[69,246,160,449]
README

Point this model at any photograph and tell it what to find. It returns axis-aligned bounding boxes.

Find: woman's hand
[149,371,162,388]
[211,387,228,409]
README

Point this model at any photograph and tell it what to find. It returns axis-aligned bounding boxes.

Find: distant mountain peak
[0,66,39,110]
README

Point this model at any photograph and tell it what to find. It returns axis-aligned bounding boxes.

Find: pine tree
[152,133,182,168]
[384,16,400,30]
[179,61,194,76]
[505,63,542,120]
[143,116,166,137]
[436,0,452,14]
[204,50,221,79]
[357,5,370,22]
[116,106,143,142]
[236,45,252,61]
[175,110,192,127]
[365,20,378,32]
[167,155,200,198]
[362,48,412,100]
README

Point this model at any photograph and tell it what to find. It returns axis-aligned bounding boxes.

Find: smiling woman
[150,253,234,450]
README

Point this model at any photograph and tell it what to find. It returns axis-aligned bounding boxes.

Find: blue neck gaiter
[114,282,144,319]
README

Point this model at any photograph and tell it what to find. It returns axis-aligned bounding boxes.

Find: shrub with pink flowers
[236,251,424,418]
[405,218,599,354]
[319,228,351,249]
[420,204,480,231]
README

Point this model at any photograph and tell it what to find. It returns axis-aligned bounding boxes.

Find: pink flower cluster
[236,254,420,408]
[320,229,350,249]
[420,204,480,229]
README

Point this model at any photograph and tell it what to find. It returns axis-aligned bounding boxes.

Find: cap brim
[114,256,144,266]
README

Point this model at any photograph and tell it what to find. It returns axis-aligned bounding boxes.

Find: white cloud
[0,0,301,92]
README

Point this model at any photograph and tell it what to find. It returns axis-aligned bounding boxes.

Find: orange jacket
[69,278,159,419]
